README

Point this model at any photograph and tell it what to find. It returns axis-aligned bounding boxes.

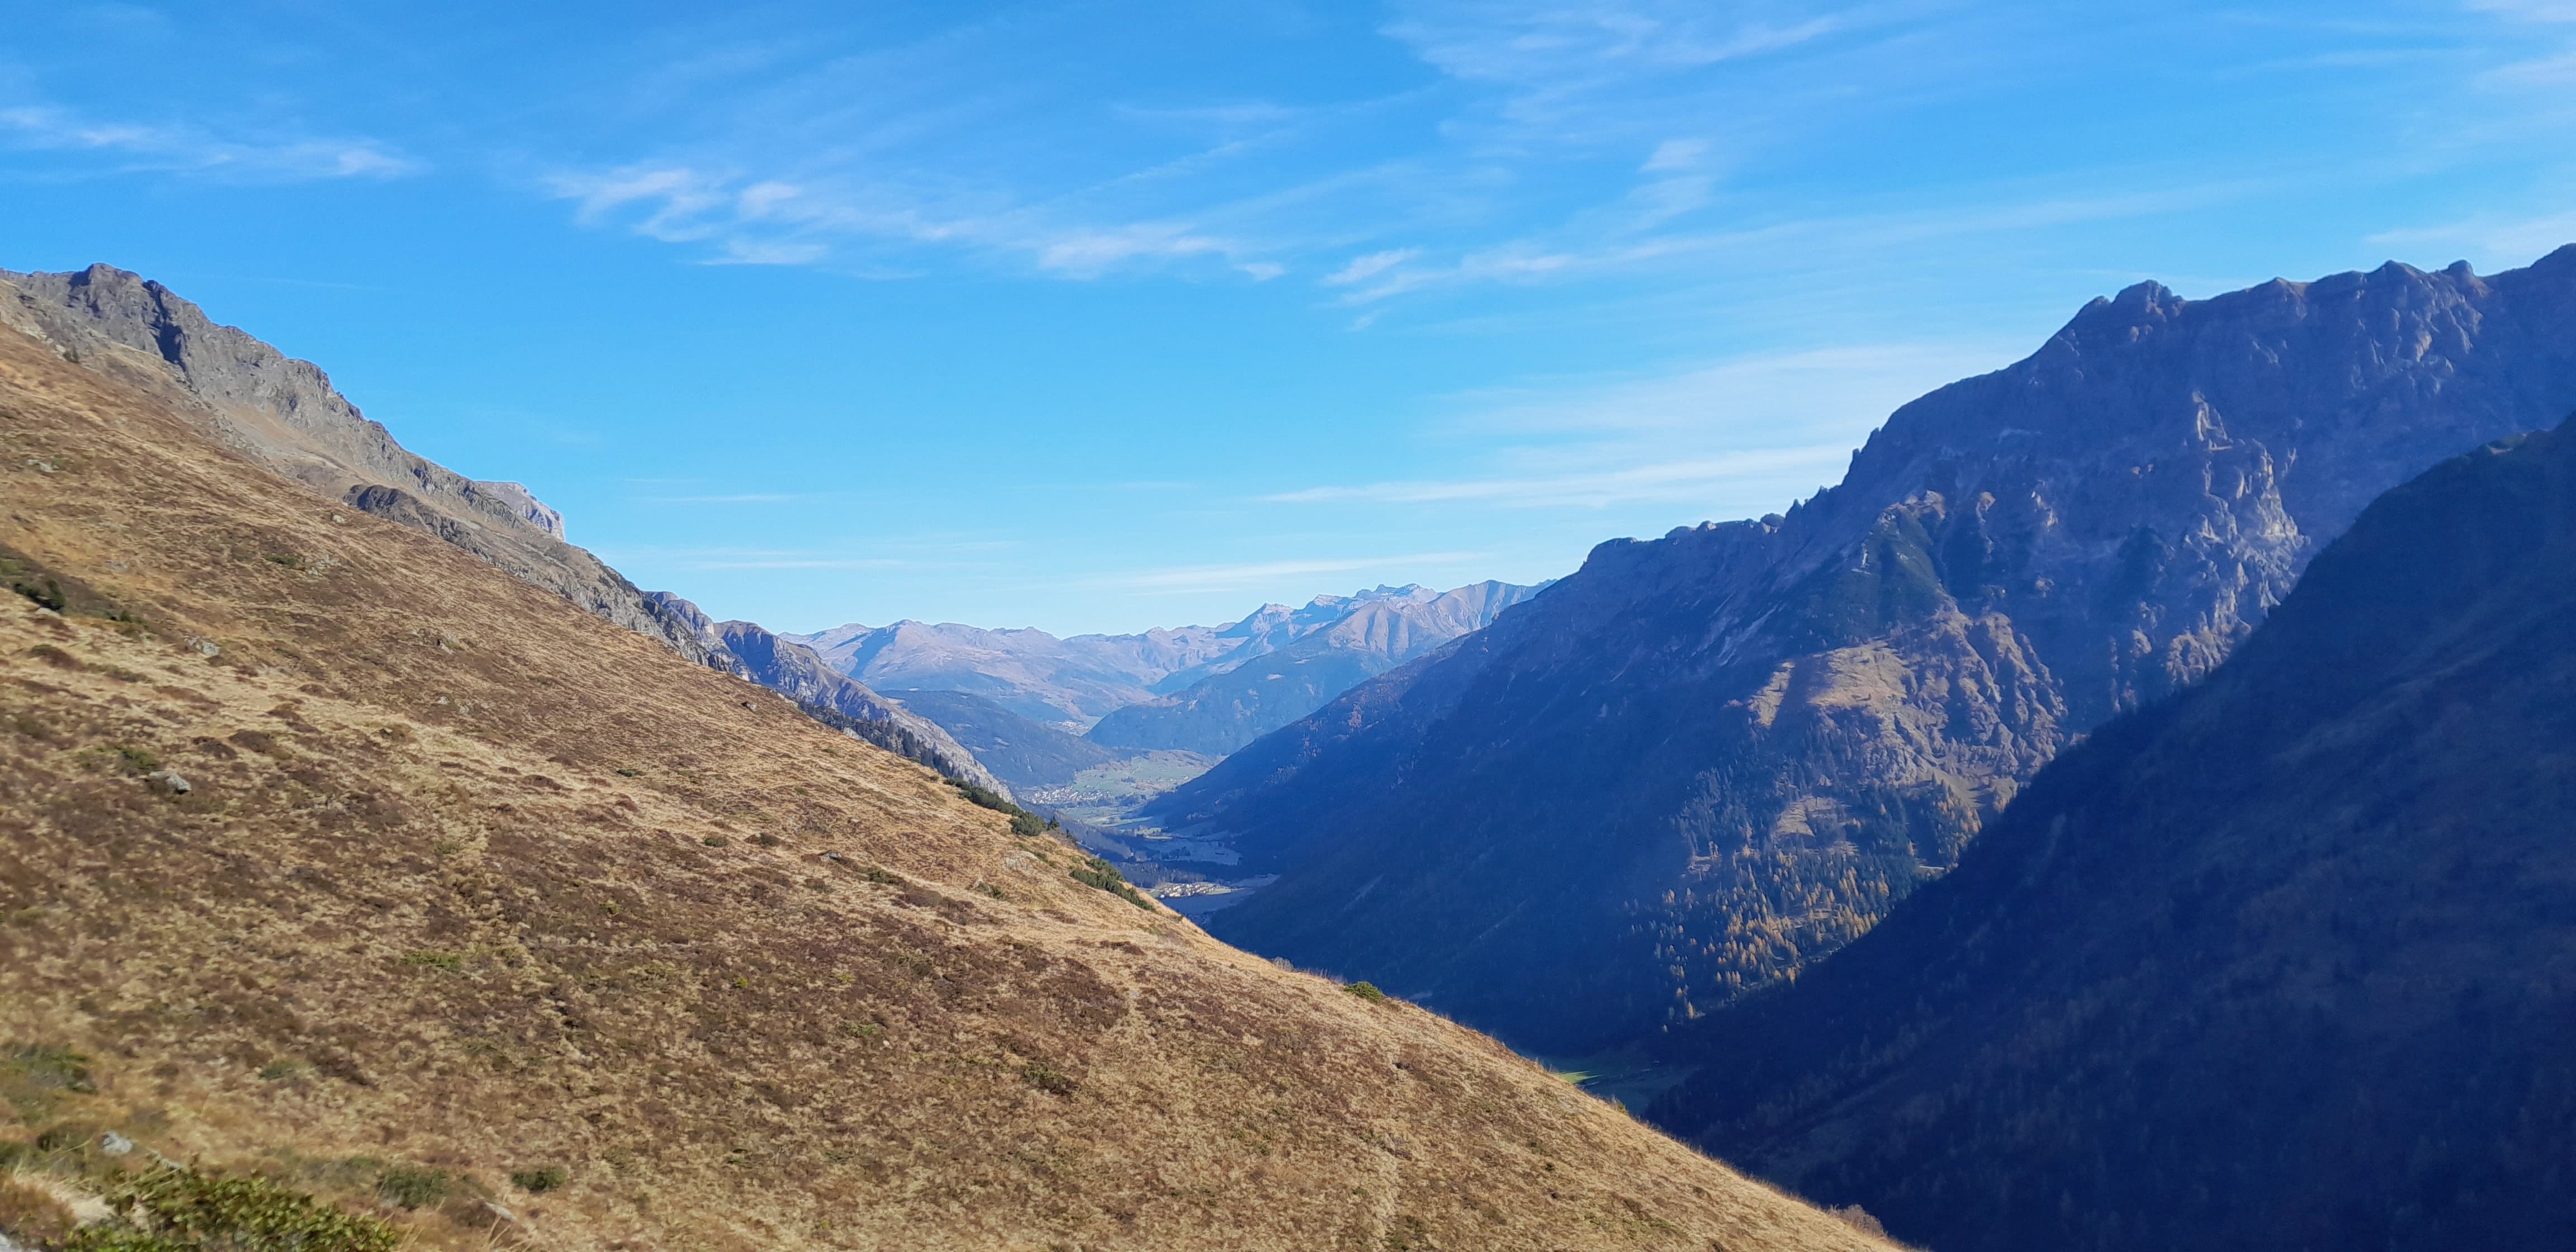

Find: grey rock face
[1087,581,1545,756]
[1156,248,2576,1054]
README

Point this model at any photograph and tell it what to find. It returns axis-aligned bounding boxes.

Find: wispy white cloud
[1325,249,1420,285]
[2466,0,2576,20]
[0,103,417,181]
[1268,340,2014,511]
[2366,211,2576,265]
[546,162,1265,278]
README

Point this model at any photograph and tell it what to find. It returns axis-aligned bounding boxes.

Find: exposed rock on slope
[1154,249,2576,1054]
[1088,581,1543,757]
[0,281,1895,1251]
[1651,418,2576,1252]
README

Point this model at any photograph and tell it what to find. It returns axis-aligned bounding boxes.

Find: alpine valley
[0,263,1897,1251]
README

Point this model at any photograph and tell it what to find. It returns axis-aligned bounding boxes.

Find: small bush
[614,768,641,777]
[401,951,464,974]
[860,866,905,886]
[701,835,727,848]
[116,747,160,775]
[1069,857,1157,912]
[508,1167,565,1194]
[71,1165,400,1252]
[946,779,1062,839]
[1021,1063,1077,1096]
[751,833,782,848]
[1344,981,1388,1003]
[372,1164,451,1210]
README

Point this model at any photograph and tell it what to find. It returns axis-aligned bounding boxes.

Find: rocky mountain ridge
[1650,416,2576,1251]
[0,263,992,790]
[1153,247,2576,1054]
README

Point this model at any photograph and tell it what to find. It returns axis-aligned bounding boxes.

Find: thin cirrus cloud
[527,3,1928,288]
[0,103,417,182]
[1269,339,2018,510]
[547,164,1254,276]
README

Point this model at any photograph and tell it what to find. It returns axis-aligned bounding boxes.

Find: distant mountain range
[1149,248,2576,1054]
[1086,581,1545,757]
[1650,417,2576,1251]
[793,581,1547,762]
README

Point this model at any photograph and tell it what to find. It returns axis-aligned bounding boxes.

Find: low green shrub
[1344,981,1388,1003]
[69,1165,400,1252]
[371,1164,450,1210]
[508,1167,565,1194]
[1069,857,1156,911]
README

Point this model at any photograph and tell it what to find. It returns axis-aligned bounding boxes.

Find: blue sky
[5,2,2574,635]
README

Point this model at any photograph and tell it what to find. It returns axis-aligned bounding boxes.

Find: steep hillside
[0,278,1892,1251]
[1152,249,2576,1053]
[1650,418,2576,1252]
[1088,582,1542,757]
[0,265,997,793]
[887,690,1125,793]
[0,264,709,664]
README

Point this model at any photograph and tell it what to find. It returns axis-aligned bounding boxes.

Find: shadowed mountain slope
[0,276,1894,1251]
[1088,581,1543,757]
[1650,418,2576,1252]
[1153,249,2576,1054]
[887,690,1125,793]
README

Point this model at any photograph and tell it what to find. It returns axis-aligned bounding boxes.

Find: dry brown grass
[0,311,1896,1251]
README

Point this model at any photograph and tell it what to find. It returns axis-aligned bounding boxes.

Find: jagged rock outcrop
[1088,581,1545,756]
[1152,249,2576,1053]
[1650,418,2576,1252]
